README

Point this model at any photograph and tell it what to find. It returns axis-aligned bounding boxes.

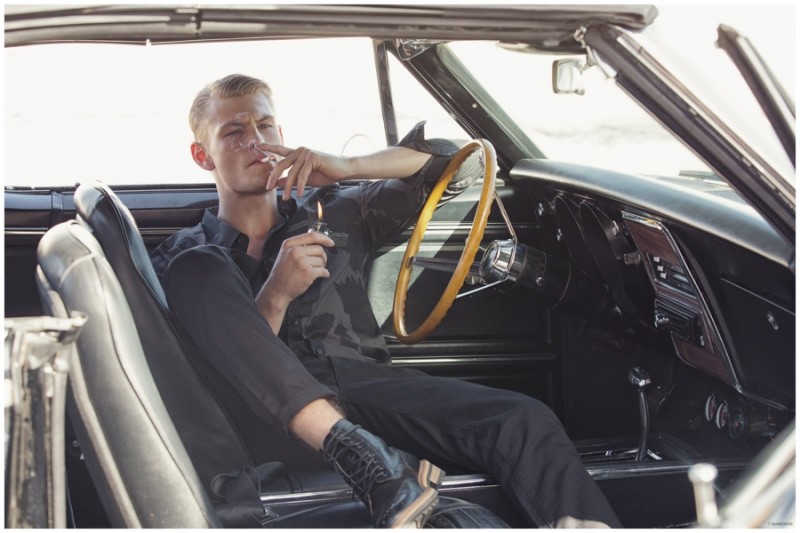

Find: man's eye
[258,123,274,130]
[225,129,243,137]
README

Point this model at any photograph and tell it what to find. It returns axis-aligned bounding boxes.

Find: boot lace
[323,425,390,511]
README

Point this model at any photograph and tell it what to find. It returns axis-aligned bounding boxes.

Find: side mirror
[552,58,586,95]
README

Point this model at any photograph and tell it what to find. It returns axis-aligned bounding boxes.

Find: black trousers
[165,245,621,527]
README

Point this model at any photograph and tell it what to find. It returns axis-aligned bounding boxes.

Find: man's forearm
[255,284,290,335]
[345,146,431,180]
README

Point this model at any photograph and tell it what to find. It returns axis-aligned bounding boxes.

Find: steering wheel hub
[479,239,522,283]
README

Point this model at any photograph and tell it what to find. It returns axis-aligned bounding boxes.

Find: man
[152,73,621,528]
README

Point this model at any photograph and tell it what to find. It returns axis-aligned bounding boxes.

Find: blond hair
[189,74,274,142]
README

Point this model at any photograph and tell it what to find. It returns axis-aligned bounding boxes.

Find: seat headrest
[74,180,168,307]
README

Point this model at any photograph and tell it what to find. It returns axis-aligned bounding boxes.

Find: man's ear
[191,142,215,171]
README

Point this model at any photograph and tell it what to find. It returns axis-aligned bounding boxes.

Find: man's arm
[255,231,333,334]
[259,144,432,200]
[341,146,433,180]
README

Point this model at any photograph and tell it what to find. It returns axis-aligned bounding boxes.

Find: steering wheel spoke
[411,256,481,277]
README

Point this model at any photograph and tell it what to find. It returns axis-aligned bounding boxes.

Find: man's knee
[486,393,566,443]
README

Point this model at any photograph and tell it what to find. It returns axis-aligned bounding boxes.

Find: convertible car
[4,3,795,529]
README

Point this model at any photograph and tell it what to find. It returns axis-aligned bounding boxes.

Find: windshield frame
[580,23,794,247]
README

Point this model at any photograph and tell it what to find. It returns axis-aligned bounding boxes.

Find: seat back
[72,181,328,478]
[35,220,220,527]
[72,182,257,486]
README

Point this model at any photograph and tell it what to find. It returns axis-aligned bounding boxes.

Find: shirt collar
[201,206,293,253]
[199,208,246,251]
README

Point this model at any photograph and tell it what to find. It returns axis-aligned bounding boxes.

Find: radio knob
[654,312,670,327]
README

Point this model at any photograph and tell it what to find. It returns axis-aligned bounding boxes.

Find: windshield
[450,40,703,178]
[448,4,794,187]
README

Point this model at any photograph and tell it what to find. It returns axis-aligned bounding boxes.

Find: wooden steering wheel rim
[392,139,496,344]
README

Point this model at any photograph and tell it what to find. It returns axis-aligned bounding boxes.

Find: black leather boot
[322,419,444,528]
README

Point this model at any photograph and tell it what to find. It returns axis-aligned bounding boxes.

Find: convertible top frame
[5,4,657,48]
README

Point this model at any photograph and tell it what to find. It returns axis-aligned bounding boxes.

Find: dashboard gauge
[704,393,717,422]
[714,400,730,429]
[728,405,748,440]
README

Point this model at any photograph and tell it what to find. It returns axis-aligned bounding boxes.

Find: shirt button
[314,347,324,356]
[291,318,299,325]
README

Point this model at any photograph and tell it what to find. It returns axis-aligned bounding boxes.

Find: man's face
[198,92,283,194]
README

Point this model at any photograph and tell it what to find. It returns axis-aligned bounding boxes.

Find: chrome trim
[411,256,481,276]
[455,278,506,299]
[439,473,495,487]
[478,239,519,283]
[139,227,184,235]
[259,473,497,505]
[5,228,47,236]
[260,487,352,506]
[689,463,721,527]
[493,189,517,242]
[587,459,750,481]
[4,227,184,237]
[257,460,750,506]
[620,211,660,229]
[392,354,550,366]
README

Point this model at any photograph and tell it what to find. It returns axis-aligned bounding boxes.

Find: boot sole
[388,460,445,529]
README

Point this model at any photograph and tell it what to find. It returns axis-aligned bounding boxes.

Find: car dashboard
[508,158,794,446]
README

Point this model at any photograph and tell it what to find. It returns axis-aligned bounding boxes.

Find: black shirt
[151,123,474,364]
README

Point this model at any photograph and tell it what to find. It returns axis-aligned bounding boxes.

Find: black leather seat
[36,220,220,527]
[71,182,269,488]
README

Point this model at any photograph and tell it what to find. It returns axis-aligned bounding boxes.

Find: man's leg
[325,357,621,528]
[164,246,442,527]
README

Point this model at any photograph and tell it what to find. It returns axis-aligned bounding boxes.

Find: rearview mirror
[552,58,586,95]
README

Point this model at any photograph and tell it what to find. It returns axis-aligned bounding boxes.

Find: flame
[316,201,324,220]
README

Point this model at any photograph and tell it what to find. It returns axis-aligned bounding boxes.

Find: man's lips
[248,157,273,167]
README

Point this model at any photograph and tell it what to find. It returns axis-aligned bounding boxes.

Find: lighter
[308,201,348,247]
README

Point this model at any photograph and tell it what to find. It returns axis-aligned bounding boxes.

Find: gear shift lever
[628,367,652,461]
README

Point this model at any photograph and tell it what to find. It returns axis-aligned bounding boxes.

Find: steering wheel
[393,139,496,344]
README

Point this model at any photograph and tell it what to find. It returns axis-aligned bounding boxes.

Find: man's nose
[246,125,265,145]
